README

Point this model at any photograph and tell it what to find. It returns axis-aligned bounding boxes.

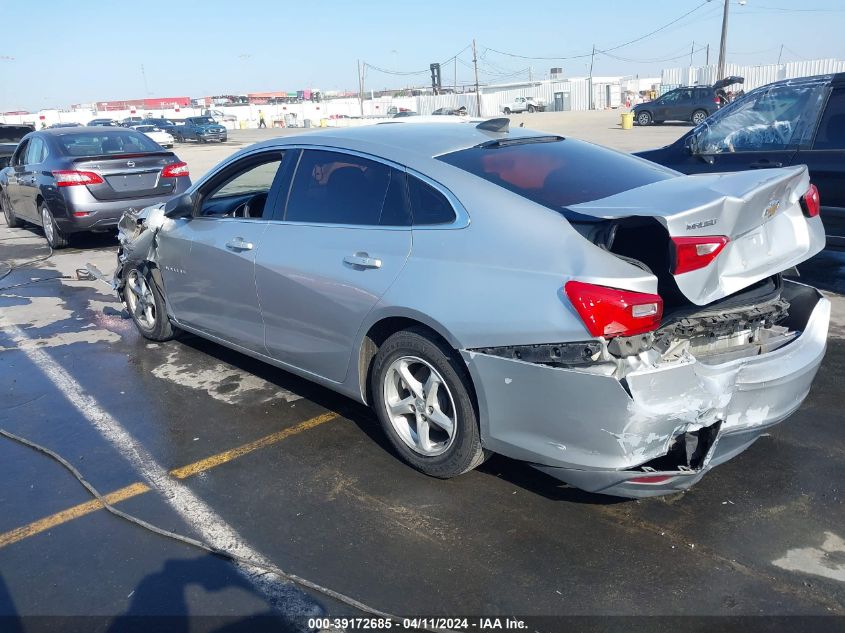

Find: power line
[482,1,710,61]
[601,45,709,64]
[363,44,471,76]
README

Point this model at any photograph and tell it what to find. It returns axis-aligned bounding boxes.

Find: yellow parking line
[0,412,338,549]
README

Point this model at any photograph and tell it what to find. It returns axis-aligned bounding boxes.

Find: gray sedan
[0,127,191,248]
[113,120,829,498]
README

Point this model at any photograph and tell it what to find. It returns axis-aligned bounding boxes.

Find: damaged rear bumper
[461,281,829,498]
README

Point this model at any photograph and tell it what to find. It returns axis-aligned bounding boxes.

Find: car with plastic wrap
[637,73,845,248]
[109,119,829,498]
[0,126,191,248]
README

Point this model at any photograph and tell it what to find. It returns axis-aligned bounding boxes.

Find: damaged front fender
[112,203,170,300]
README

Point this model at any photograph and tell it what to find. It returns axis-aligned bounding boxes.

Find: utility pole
[690,41,695,67]
[717,0,730,80]
[528,66,533,82]
[777,44,784,65]
[706,43,710,66]
[454,56,457,92]
[141,64,150,96]
[357,60,364,117]
[472,38,481,116]
[588,44,596,110]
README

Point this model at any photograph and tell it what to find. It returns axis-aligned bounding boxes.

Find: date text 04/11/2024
[307,617,528,630]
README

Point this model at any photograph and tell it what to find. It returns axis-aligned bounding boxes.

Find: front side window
[693,82,828,153]
[658,91,679,104]
[199,154,284,219]
[12,140,29,167]
[285,150,410,226]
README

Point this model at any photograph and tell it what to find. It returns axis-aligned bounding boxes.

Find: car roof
[36,126,143,136]
[254,120,551,160]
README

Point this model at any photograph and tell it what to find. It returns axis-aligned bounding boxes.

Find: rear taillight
[52,170,104,187]
[713,96,720,104]
[672,236,729,275]
[629,475,674,484]
[801,183,820,218]
[161,162,189,178]
[564,281,663,339]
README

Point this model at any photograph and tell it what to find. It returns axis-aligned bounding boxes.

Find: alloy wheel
[382,356,457,457]
[125,270,157,330]
[42,207,55,245]
[692,110,707,125]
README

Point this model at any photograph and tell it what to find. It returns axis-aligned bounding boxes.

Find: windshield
[692,81,829,153]
[193,117,215,125]
[438,137,677,211]
[57,130,162,156]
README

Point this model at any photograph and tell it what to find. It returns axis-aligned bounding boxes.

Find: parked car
[0,124,34,169]
[132,124,175,148]
[88,118,119,127]
[636,72,845,247]
[0,127,190,248]
[392,111,419,118]
[633,77,743,126]
[501,96,546,114]
[171,116,227,143]
[113,121,828,498]
[139,118,178,134]
[120,116,144,127]
[48,122,82,128]
[202,108,237,123]
[432,106,467,116]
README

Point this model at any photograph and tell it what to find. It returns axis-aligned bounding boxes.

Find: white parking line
[0,321,321,618]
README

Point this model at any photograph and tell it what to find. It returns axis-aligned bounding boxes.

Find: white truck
[501,96,546,114]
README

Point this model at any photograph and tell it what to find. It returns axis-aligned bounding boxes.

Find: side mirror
[164,192,194,219]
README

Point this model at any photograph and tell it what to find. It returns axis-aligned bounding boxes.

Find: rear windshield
[438,138,676,210]
[56,130,162,156]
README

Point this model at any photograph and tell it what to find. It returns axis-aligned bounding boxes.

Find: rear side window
[408,175,456,225]
[813,89,845,150]
[285,150,410,226]
[56,131,161,156]
[25,137,47,164]
[438,138,675,210]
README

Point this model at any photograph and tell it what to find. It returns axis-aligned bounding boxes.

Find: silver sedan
[113,119,829,498]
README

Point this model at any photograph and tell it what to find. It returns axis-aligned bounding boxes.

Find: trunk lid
[71,152,180,201]
[569,165,825,305]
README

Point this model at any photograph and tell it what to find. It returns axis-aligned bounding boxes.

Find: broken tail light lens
[52,170,104,187]
[564,281,663,339]
[672,236,729,275]
[800,184,820,218]
[161,162,189,178]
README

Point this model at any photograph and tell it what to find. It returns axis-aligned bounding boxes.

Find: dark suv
[633,77,743,126]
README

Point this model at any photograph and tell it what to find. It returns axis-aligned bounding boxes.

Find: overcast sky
[1,0,844,111]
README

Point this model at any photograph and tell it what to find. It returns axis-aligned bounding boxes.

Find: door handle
[749,160,783,168]
[343,252,382,269]
[225,237,254,251]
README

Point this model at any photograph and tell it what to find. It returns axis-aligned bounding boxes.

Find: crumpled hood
[569,166,826,305]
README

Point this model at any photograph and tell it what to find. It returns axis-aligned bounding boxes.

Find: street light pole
[717,0,730,80]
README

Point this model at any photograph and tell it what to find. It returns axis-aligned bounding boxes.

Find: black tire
[691,109,708,125]
[636,111,652,126]
[39,202,68,249]
[527,105,536,113]
[371,328,489,479]
[123,266,176,341]
[1,190,22,228]
[503,107,511,115]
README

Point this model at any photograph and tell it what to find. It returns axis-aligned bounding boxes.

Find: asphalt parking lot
[1,111,843,631]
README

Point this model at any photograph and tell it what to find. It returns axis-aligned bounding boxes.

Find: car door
[19,136,47,220]
[6,139,31,220]
[668,88,693,121]
[255,148,412,382]
[793,84,845,246]
[650,92,674,121]
[158,149,288,353]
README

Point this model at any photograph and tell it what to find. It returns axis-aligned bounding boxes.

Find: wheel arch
[356,309,466,405]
